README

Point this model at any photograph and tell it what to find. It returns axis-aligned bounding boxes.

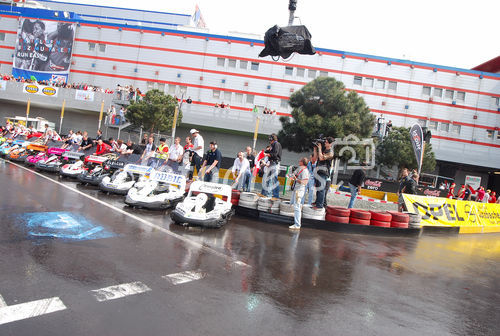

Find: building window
[220,91,229,101]
[217,58,225,67]
[365,78,374,88]
[234,93,243,103]
[418,119,427,127]
[376,79,385,89]
[422,86,431,96]
[88,42,96,51]
[251,62,259,71]
[486,130,494,139]
[440,123,449,132]
[228,59,236,68]
[240,60,248,69]
[434,88,443,98]
[0,32,5,41]
[296,68,305,77]
[456,91,465,101]
[308,70,317,79]
[246,94,255,104]
[445,89,454,99]
[281,99,289,108]
[451,124,461,134]
[158,83,165,92]
[168,85,176,95]
[353,76,362,86]
[285,66,293,76]
[429,121,438,130]
[492,96,500,106]
[319,71,328,77]
[213,90,220,99]
[388,81,397,91]
[98,43,106,52]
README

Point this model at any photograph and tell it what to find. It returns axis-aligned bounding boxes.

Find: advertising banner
[23,83,58,97]
[75,90,95,101]
[465,175,481,190]
[12,18,75,83]
[403,194,500,227]
[409,124,424,174]
[0,80,6,91]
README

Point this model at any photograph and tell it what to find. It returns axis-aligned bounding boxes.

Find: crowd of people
[446,183,497,203]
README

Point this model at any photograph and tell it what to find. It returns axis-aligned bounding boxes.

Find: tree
[376,126,436,172]
[278,77,375,154]
[125,89,181,134]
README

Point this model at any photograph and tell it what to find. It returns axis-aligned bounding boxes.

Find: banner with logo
[75,90,95,101]
[23,83,58,97]
[403,194,500,227]
[12,18,75,83]
[0,80,6,91]
[409,124,424,174]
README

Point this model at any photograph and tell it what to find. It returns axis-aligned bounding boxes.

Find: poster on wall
[465,175,481,190]
[75,90,94,101]
[23,82,58,97]
[12,18,75,83]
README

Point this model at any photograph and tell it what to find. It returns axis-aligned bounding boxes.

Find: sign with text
[23,83,58,97]
[75,90,95,101]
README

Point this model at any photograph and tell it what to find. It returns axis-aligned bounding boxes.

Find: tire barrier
[390,220,409,228]
[280,201,294,213]
[240,192,259,203]
[325,214,350,224]
[369,211,392,222]
[238,199,258,209]
[350,209,371,220]
[349,217,371,225]
[302,212,325,220]
[326,206,350,217]
[370,220,391,228]
[388,211,409,223]
[280,211,294,217]
[405,212,422,228]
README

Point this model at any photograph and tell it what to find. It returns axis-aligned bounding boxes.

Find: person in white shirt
[288,157,310,230]
[232,151,251,191]
[190,129,204,179]
[167,137,184,173]
[141,136,156,166]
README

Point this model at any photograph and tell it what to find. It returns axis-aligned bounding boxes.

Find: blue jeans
[348,183,358,209]
[314,173,329,208]
[293,187,305,227]
[302,178,315,205]
[204,168,219,183]
[262,163,280,198]
[237,170,251,192]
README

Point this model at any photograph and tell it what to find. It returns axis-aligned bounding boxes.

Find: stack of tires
[238,192,259,209]
[302,205,326,220]
[231,189,240,206]
[325,206,350,223]
[388,211,409,228]
[405,212,422,228]
[279,201,294,217]
[369,211,392,227]
[257,197,273,212]
[270,198,281,214]
[349,209,371,225]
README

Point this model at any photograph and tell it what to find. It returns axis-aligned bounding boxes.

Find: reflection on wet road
[0,160,498,336]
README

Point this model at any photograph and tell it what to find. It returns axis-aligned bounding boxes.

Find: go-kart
[170,181,234,228]
[0,139,25,156]
[34,147,68,172]
[59,152,87,178]
[99,164,151,195]
[125,170,186,210]
[77,154,118,185]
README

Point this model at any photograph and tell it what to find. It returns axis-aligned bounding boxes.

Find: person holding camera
[262,134,282,199]
[288,157,310,230]
[312,137,334,210]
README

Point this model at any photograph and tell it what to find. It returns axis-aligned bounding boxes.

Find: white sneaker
[288,225,300,229]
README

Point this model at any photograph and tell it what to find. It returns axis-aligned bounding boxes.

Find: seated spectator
[95,139,111,155]
[124,140,143,155]
[78,133,94,152]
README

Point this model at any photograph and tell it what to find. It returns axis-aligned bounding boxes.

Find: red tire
[370,211,392,222]
[350,209,371,220]
[349,217,370,225]
[326,206,350,217]
[325,214,350,223]
[231,199,239,206]
[388,211,409,223]
[370,220,391,227]
[391,221,409,228]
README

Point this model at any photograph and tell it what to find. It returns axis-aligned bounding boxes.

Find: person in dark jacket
[347,163,366,209]
[262,134,282,198]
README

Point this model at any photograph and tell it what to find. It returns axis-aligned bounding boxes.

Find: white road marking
[163,270,206,285]
[0,294,6,308]
[2,159,250,268]
[90,281,151,302]
[0,297,66,326]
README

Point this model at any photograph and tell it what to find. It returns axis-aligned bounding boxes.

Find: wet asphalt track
[0,158,499,336]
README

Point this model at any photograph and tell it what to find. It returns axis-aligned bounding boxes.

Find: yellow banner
[403,194,500,227]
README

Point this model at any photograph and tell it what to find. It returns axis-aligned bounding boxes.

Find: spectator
[78,133,93,152]
[488,191,497,203]
[190,129,204,179]
[447,183,456,199]
[232,151,251,192]
[124,140,143,155]
[483,189,491,203]
[456,185,466,200]
[182,136,194,177]
[245,146,255,171]
[289,157,310,230]
[348,163,367,209]
[153,137,169,170]
[141,133,149,145]
[167,137,184,173]
[200,141,222,183]
[303,154,317,205]
[186,97,192,104]
[95,139,111,155]
[476,186,485,202]
[141,136,156,166]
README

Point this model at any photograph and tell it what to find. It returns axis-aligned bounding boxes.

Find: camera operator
[312,136,334,209]
[262,134,282,199]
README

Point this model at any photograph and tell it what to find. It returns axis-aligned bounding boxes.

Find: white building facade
[0,1,499,185]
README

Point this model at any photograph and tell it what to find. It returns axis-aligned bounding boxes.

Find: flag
[30,75,37,82]
[409,124,424,174]
[192,5,206,28]
[252,150,266,177]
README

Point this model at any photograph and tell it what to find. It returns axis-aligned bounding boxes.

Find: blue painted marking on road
[19,212,116,241]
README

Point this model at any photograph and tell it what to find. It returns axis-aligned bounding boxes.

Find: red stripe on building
[432,135,500,149]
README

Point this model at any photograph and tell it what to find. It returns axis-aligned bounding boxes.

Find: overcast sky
[59,0,499,70]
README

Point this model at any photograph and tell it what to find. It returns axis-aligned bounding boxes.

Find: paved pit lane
[0,159,499,336]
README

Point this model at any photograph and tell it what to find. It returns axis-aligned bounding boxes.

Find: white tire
[240,192,259,203]
[303,204,325,215]
[302,212,325,220]
[238,199,258,209]
[280,201,294,213]
[258,197,273,206]
[280,210,294,217]
[257,206,271,212]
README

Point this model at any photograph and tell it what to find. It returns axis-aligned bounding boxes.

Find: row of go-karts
[0,136,234,228]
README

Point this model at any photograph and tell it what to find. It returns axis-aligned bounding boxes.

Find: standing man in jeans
[200,141,222,183]
[262,134,282,199]
[289,157,310,230]
[348,163,367,209]
[313,137,334,209]
[190,129,204,180]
